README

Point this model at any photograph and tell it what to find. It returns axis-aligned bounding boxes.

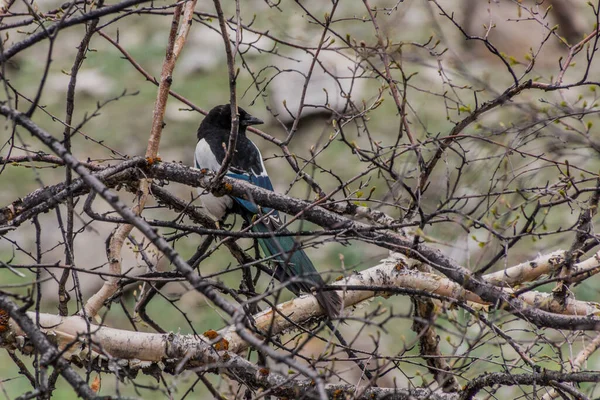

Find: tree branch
[0,0,152,62]
[0,295,96,399]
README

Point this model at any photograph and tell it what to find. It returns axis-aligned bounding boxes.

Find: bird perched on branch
[194,104,342,318]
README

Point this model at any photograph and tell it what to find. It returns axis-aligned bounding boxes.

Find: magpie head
[202,104,264,131]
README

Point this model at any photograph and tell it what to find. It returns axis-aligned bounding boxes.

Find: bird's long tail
[250,220,342,318]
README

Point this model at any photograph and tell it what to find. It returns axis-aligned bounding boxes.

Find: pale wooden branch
[1,253,470,364]
[484,250,600,287]
[4,252,600,399]
[82,0,197,318]
[513,290,600,316]
[0,296,97,399]
[1,304,459,400]
[484,250,566,286]
[5,252,600,367]
[569,251,600,283]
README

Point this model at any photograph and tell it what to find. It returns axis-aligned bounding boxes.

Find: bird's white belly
[194,139,232,220]
[198,190,233,221]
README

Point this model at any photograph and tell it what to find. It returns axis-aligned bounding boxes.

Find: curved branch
[0,0,152,62]
[0,295,96,399]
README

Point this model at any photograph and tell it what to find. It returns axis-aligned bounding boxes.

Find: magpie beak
[241,115,264,126]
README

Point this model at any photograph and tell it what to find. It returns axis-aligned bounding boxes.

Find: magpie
[194,104,342,318]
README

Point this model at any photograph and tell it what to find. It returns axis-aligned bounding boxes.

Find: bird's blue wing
[226,171,277,215]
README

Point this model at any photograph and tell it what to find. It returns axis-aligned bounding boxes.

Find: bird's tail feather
[250,220,342,318]
[314,290,343,320]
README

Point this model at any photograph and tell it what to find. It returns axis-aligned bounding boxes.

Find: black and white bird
[194,104,341,318]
